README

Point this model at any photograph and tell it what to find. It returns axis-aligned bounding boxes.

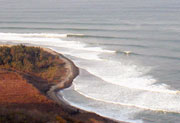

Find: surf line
[73,85,180,114]
[79,67,179,95]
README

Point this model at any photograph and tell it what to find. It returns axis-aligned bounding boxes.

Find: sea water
[0,0,180,122]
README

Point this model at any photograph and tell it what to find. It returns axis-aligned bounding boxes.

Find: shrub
[0,45,65,82]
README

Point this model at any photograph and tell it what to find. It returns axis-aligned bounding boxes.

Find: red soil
[0,70,49,104]
[0,69,116,123]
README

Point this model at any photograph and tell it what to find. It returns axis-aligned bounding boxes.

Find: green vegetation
[0,45,65,82]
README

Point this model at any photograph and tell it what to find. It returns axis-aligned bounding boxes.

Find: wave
[149,54,180,61]
[116,50,180,61]
[3,26,177,40]
[0,32,87,38]
[0,26,143,33]
[0,32,68,38]
[69,68,180,114]
[60,86,143,123]
[74,87,180,114]
[1,32,178,45]
[0,21,120,25]
[67,33,85,37]
[0,33,150,57]
[0,32,115,56]
[0,32,118,39]
[73,58,178,94]
[1,20,180,27]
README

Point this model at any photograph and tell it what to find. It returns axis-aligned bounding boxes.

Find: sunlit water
[0,0,180,122]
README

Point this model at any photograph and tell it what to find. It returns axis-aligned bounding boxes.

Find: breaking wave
[74,86,180,113]
[0,32,85,38]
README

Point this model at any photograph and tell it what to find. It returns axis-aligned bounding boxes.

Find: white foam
[70,68,180,114]
[58,50,180,114]
[60,86,143,123]
[74,83,180,113]
[49,48,102,61]
[0,32,115,55]
[0,32,68,38]
[72,58,178,94]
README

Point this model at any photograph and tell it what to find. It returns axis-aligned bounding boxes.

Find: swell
[116,51,180,61]
[0,26,149,32]
[0,31,140,40]
[0,32,179,62]
[0,21,121,25]
[0,32,138,42]
[0,31,179,45]
[1,21,180,27]
[1,26,177,34]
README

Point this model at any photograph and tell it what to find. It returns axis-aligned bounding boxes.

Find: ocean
[0,0,180,122]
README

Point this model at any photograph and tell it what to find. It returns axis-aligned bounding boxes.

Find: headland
[0,45,117,123]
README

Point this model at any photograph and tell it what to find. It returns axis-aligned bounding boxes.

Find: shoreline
[0,44,119,122]
[44,48,80,111]
[42,48,122,122]
[44,47,120,122]
[45,47,133,123]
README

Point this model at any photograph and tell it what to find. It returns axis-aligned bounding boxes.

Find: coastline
[0,44,119,123]
[44,48,80,111]
[43,47,120,122]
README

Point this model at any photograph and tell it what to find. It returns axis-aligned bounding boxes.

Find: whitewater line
[78,67,179,94]
[73,84,180,114]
